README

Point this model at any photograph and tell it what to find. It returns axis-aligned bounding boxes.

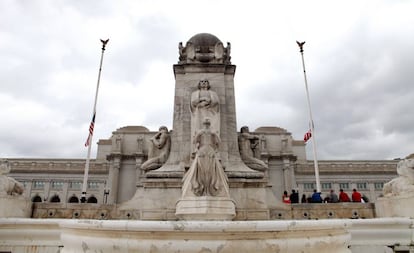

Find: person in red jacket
[351,188,362,202]
[282,191,291,204]
[339,189,351,202]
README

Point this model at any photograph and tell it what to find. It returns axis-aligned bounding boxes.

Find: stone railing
[31,202,375,220]
[7,158,109,174]
[296,160,398,175]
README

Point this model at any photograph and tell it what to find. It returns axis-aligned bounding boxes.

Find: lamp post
[103,189,110,204]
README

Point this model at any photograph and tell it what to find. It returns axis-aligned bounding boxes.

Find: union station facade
[7,125,398,206]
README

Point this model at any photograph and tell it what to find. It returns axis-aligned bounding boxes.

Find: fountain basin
[60,219,351,253]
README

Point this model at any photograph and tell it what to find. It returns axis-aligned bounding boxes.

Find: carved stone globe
[179,33,230,64]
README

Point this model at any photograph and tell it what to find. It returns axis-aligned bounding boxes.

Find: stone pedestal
[175,196,235,220]
[0,196,31,218]
[118,178,182,220]
[59,219,351,253]
[375,194,414,218]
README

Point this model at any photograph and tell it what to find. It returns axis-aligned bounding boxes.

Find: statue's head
[198,79,210,90]
[240,126,249,133]
[159,126,168,132]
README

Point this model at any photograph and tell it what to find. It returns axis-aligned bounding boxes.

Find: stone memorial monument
[120,33,287,220]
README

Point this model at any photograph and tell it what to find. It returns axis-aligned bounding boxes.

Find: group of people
[282,188,368,204]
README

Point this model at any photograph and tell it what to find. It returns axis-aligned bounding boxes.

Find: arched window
[50,195,61,203]
[32,195,42,202]
[87,196,98,203]
[68,196,79,203]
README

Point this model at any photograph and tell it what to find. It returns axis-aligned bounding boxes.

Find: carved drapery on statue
[238,126,268,172]
[141,126,171,171]
[190,79,220,156]
[182,119,229,197]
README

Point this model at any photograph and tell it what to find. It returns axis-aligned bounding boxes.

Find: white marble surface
[375,194,414,218]
[59,219,351,253]
[0,218,62,253]
[1,217,413,253]
[347,217,414,253]
[0,196,31,218]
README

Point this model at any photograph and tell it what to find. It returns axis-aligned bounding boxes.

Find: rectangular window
[69,181,82,189]
[374,182,384,190]
[33,181,45,189]
[51,181,64,189]
[87,181,99,189]
[321,183,332,190]
[303,183,314,190]
[339,183,349,190]
[357,182,367,190]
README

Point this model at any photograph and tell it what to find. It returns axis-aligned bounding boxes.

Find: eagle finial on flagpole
[296,41,305,53]
[100,39,109,50]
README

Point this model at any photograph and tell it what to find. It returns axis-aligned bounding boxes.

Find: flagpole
[81,39,109,203]
[296,41,321,193]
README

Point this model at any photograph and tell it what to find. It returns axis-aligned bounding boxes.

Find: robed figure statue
[190,79,220,156]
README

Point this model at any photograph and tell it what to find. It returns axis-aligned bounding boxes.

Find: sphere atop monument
[188,33,222,49]
[178,33,231,64]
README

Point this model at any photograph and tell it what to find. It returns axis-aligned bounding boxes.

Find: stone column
[282,158,291,191]
[135,136,145,185]
[62,181,69,203]
[107,155,121,204]
[44,181,51,202]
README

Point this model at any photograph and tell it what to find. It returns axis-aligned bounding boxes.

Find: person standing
[339,189,351,202]
[290,189,299,203]
[352,188,362,202]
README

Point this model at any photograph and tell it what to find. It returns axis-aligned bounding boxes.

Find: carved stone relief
[190,79,220,156]
[238,126,268,172]
[183,119,229,197]
[141,126,171,171]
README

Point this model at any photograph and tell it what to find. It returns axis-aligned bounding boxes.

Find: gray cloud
[1,0,413,160]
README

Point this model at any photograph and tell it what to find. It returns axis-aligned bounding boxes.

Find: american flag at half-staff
[303,129,312,143]
[297,40,321,193]
[84,113,96,147]
[81,38,109,203]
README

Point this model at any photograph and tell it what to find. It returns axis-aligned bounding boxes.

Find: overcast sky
[1,0,413,160]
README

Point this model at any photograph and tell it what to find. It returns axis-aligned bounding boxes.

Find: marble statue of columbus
[190,79,220,155]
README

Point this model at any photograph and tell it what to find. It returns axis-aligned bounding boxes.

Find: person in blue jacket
[311,189,323,203]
